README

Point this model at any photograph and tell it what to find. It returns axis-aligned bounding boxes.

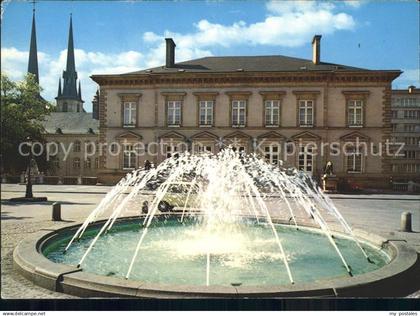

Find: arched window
[63,102,68,112]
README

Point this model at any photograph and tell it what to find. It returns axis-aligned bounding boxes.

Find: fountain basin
[13,215,419,298]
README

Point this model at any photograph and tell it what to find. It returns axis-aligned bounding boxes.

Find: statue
[322,161,337,192]
[323,161,334,176]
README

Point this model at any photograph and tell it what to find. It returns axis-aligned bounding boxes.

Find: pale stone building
[92,36,401,187]
[390,86,420,188]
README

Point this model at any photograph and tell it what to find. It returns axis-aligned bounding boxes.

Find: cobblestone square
[1,184,419,298]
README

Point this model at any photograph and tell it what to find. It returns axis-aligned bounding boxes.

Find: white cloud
[143,1,355,52]
[1,47,146,111]
[1,1,360,111]
[343,1,363,9]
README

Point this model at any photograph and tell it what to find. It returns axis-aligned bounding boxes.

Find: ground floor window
[51,155,60,169]
[298,145,314,174]
[166,145,178,159]
[346,148,363,173]
[196,145,213,154]
[264,145,279,165]
[123,144,137,169]
[232,146,246,153]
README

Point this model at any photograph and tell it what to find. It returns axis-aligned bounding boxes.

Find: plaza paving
[1,184,419,298]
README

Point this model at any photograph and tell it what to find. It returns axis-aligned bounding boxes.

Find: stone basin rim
[13,215,419,298]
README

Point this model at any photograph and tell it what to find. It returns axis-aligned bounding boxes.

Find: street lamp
[25,136,33,199]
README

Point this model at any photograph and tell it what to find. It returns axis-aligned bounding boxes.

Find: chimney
[165,38,176,68]
[312,35,322,65]
[408,85,415,94]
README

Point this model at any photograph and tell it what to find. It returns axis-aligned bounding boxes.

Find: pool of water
[43,218,390,286]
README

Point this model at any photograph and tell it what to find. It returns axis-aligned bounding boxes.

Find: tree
[1,73,52,175]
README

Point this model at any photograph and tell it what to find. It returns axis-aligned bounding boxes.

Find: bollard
[52,202,62,221]
[400,211,412,232]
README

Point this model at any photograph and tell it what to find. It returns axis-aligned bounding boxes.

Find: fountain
[13,148,419,297]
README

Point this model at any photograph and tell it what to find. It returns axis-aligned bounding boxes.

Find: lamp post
[25,136,33,199]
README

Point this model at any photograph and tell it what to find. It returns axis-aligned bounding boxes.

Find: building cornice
[91,70,401,87]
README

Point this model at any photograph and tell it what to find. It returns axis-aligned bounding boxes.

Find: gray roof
[125,55,368,75]
[41,112,99,135]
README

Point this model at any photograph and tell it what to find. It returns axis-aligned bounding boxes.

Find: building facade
[92,36,401,187]
[390,86,420,186]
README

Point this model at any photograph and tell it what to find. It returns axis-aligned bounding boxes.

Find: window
[298,145,314,174]
[110,143,118,154]
[404,110,420,119]
[404,124,416,132]
[348,100,363,127]
[298,100,313,127]
[123,144,137,169]
[404,151,416,159]
[199,101,214,126]
[167,101,181,126]
[400,98,418,107]
[232,100,246,127]
[85,141,94,154]
[232,146,245,153]
[392,110,398,119]
[123,102,137,126]
[95,157,99,169]
[73,158,80,169]
[197,145,213,153]
[391,124,398,132]
[63,102,68,112]
[405,137,418,145]
[265,100,280,127]
[347,148,363,173]
[166,145,178,159]
[52,156,60,169]
[406,164,417,173]
[74,141,81,152]
[84,158,92,169]
[264,145,279,165]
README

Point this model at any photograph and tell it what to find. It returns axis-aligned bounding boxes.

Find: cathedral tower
[56,15,84,112]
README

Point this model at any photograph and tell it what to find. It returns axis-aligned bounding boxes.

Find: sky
[1,0,419,112]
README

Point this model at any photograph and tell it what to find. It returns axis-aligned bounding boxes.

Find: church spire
[27,8,39,83]
[57,78,62,97]
[56,13,84,112]
[66,14,76,73]
[60,14,78,99]
[78,81,82,100]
